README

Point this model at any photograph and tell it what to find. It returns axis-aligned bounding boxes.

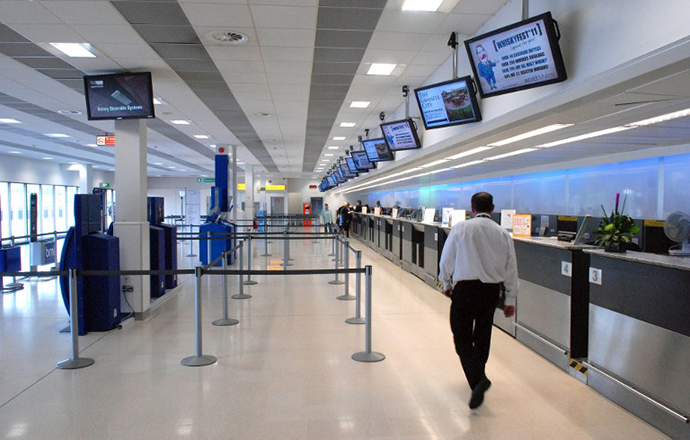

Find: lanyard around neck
[474,213,491,219]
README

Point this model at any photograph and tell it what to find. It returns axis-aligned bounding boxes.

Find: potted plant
[595,192,640,252]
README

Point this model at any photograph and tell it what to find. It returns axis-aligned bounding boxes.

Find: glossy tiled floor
[0,234,668,439]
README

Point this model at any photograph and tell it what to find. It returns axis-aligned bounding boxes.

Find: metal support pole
[181,267,217,366]
[186,225,197,257]
[282,229,293,267]
[261,227,271,256]
[522,0,529,20]
[205,231,211,265]
[346,250,365,324]
[328,237,344,285]
[337,242,355,300]
[243,235,257,285]
[56,268,94,369]
[352,266,385,362]
[232,241,251,299]
[213,252,239,326]
[329,232,336,257]
[313,218,319,243]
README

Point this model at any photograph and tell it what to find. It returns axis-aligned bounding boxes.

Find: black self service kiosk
[60,194,121,335]
[148,197,178,292]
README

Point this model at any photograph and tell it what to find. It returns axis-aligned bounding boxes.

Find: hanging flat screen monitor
[362,138,394,162]
[351,151,375,171]
[414,76,482,130]
[340,163,357,179]
[464,12,567,99]
[328,175,338,187]
[334,170,345,184]
[346,157,363,174]
[380,119,422,152]
[84,72,155,120]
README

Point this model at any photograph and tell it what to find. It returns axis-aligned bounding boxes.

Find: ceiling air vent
[208,31,249,45]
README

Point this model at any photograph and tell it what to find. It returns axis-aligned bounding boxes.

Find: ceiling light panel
[626,108,690,127]
[446,147,492,160]
[487,124,573,147]
[170,120,190,125]
[485,148,537,160]
[350,101,371,108]
[402,0,443,12]
[535,127,633,149]
[333,137,346,141]
[0,118,21,124]
[49,43,96,58]
[367,63,396,76]
[340,122,356,128]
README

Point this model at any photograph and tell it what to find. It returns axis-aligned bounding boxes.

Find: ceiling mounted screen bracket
[448,32,459,79]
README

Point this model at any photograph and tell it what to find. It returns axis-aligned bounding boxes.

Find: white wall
[0,154,80,186]
[148,177,212,218]
[287,178,322,213]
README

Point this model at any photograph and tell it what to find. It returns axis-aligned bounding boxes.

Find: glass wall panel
[67,187,76,228]
[40,185,54,235]
[0,182,8,239]
[55,186,67,232]
[10,183,27,237]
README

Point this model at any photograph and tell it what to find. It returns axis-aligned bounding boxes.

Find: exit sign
[197,177,215,183]
[96,135,115,146]
[309,185,317,189]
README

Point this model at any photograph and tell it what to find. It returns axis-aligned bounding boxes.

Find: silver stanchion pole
[328,237,344,285]
[282,229,293,267]
[313,218,319,243]
[57,268,95,369]
[261,227,271,256]
[213,251,239,326]
[205,231,212,265]
[186,225,197,257]
[352,266,385,362]
[232,241,251,299]
[243,235,258,285]
[346,250,365,324]
[329,232,336,257]
[182,267,217,366]
[337,241,355,300]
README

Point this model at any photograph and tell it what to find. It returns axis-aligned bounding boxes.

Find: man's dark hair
[471,192,494,213]
[356,200,362,204]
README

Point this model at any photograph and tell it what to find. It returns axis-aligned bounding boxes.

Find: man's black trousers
[450,280,500,390]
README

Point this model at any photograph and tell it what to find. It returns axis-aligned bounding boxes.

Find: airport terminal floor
[0,235,667,439]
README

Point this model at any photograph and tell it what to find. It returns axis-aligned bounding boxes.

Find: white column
[113,119,151,319]
[78,164,93,194]
[259,171,266,213]
[246,164,255,219]
[232,145,237,222]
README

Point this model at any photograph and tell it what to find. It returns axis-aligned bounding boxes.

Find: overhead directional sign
[197,177,215,183]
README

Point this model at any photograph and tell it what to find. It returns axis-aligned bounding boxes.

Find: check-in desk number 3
[588,267,602,285]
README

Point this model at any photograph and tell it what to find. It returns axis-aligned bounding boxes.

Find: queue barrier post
[313,218,319,243]
[261,228,271,256]
[213,251,239,326]
[56,268,95,370]
[181,267,217,367]
[328,236,344,285]
[352,265,385,363]
[328,231,336,257]
[281,229,293,267]
[232,241,251,299]
[346,250,365,325]
[243,235,258,286]
[337,240,355,301]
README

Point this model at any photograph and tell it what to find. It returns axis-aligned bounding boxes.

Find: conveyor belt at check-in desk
[510,237,592,369]
[583,249,690,439]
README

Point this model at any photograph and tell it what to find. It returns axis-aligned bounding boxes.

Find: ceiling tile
[97,43,160,59]
[375,10,447,34]
[181,3,252,28]
[8,24,86,44]
[256,28,316,47]
[368,32,432,51]
[205,45,262,60]
[263,61,312,75]
[132,25,201,44]
[150,44,211,59]
[314,48,366,63]
[315,30,372,49]
[215,60,265,73]
[453,0,509,15]
[260,46,313,62]
[41,1,129,26]
[436,13,493,35]
[250,5,317,29]
[72,24,146,44]
[0,2,62,25]
[317,8,381,31]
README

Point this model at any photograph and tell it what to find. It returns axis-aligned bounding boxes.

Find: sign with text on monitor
[84,72,155,121]
[415,76,482,130]
[96,135,115,146]
[362,138,394,162]
[464,11,567,98]
[380,119,422,152]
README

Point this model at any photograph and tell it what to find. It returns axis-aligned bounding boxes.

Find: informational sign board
[186,189,201,226]
[423,208,436,224]
[450,209,467,227]
[441,208,453,227]
[501,209,516,230]
[512,214,532,237]
[362,206,368,214]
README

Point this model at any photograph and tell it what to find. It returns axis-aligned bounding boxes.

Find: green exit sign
[101,182,111,188]
[197,177,215,183]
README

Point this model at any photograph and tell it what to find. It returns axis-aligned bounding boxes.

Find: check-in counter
[583,249,690,439]
[366,215,375,243]
[384,218,394,259]
[510,237,592,368]
[392,219,403,264]
[421,224,445,287]
[401,220,415,272]
[375,216,385,250]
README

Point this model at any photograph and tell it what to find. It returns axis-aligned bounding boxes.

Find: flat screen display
[346,157,361,174]
[351,151,375,170]
[340,163,357,179]
[328,175,338,187]
[380,119,422,152]
[334,169,345,184]
[464,12,567,98]
[362,138,394,162]
[83,72,155,120]
[414,76,482,130]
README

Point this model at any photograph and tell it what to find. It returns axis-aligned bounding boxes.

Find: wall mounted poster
[441,208,453,227]
[512,214,532,237]
[450,209,467,227]
[501,209,516,230]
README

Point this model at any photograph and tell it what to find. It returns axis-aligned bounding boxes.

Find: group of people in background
[319,200,383,237]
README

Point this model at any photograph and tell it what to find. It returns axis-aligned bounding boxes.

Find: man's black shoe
[469,379,492,409]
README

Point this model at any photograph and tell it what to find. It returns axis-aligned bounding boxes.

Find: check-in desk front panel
[422,225,443,287]
[376,217,385,250]
[511,239,590,370]
[384,219,393,259]
[392,219,402,263]
[585,250,690,439]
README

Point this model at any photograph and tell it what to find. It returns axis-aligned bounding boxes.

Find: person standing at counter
[337,203,353,237]
[438,192,518,410]
[320,203,333,233]
[353,200,363,234]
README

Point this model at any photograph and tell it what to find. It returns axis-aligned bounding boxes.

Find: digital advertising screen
[464,12,567,98]
[328,175,338,187]
[334,169,345,183]
[346,157,361,174]
[83,72,155,120]
[340,163,357,179]
[351,151,375,170]
[414,76,482,130]
[380,119,422,152]
[362,138,394,162]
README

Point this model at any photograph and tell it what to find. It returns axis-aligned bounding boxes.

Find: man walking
[438,192,518,409]
[320,203,333,233]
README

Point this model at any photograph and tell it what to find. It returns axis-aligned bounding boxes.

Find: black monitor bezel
[340,163,357,179]
[83,71,156,121]
[380,118,422,152]
[351,150,376,170]
[414,75,482,130]
[463,11,567,99]
[362,137,394,162]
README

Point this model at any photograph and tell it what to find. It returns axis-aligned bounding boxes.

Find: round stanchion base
[56,357,95,370]
[212,317,239,326]
[242,280,258,286]
[186,254,197,258]
[336,294,356,301]
[260,253,272,257]
[231,293,252,299]
[181,354,217,367]
[328,280,345,285]
[282,261,293,267]
[345,317,365,325]
[352,351,385,363]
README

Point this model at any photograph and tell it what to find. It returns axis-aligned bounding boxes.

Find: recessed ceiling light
[49,43,96,58]
[0,118,21,124]
[194,135,209,139]
[626,108,690,127]
[42,157,53,160]
[327,146,339,150]
[179,169,186,172]
[325,153,334,157]
[535,127,632,149]
[153,162,163,165]
[209,144,217,148]
[367,63,396,76]
[450,160,485,169]
[86,143,98,147]
[153,98,164,105]
[485,148,537,160]
[488,124,573,147]
[420,159,449,168]
[9,151,22,154]
[333,137,346,141]
[340,122,356,128]
[168,166,176,169]
[402,0,443,12]
[170,120,190,125]
[446,146,493,160]
[350,101,370,109]
[46,133,69,138]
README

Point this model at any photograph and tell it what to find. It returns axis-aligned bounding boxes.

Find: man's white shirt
[438,214,519,306]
